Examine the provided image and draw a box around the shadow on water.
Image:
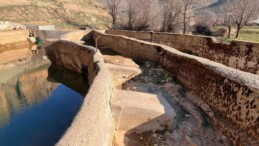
[47,65,89,97]
[0,64,89,146]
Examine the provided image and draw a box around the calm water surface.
[0,46,88,146]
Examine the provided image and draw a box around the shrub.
[192,23,213,36]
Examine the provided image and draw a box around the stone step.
[106,63,141,87]
[111,89,176,133]
[104,55,141,87]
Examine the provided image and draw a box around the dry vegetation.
[0,0,112,30]
[101,0,259,42]
[0,0,258,42]
[100,0,216,32]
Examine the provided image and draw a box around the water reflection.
[47,65,89,97]
[0,46,89,146]
[0,46,32,66]
[0,64,56,126]
[0,45,49,84]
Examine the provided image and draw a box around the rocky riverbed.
[122,60,232,146]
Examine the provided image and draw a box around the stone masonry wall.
[106,30,259,75]
[45,41,114,146]
[93,30,259,145]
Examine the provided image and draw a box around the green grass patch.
[214,26,259,43]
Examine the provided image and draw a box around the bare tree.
[133,0,151,31]
[219,0,234,38]
[180,0,198,34]
[161,0,182,32]
[126,0,136,30]
[231,0,259,38]
[108,0,212,32]
[124,0,159,31]
[101,0,122,25]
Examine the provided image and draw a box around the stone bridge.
[45,30,259,146]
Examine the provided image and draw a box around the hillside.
[0,0,112,30]
[206,0,226,11]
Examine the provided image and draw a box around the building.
[26,25,55,31]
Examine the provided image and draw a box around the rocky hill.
[205,0,226,11]
[0,0,111,30]
[0,0,223,30]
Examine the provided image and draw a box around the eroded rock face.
[0,30,29,47]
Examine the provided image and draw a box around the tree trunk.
[112,16,116,25]
[227,25,231,38]
[183,12,186,34]
[127,16,133,30]
[235,25,241,38]
[183,5,187,35]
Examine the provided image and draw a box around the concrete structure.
[112,89,176,132]
[37,30,71,43]
[46,40,176,146]
[92,30,259,145]
[106,30,259,75]
[46,41,114,146]
[26,25,55,31]
[250,19,259,24]
[36,30,93,45]
[43,29,259,146]
[25,25,67,44]
[103,55,141,87]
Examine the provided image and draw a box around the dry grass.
[0,0,111,30]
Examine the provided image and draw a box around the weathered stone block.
[111,89,176,133]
